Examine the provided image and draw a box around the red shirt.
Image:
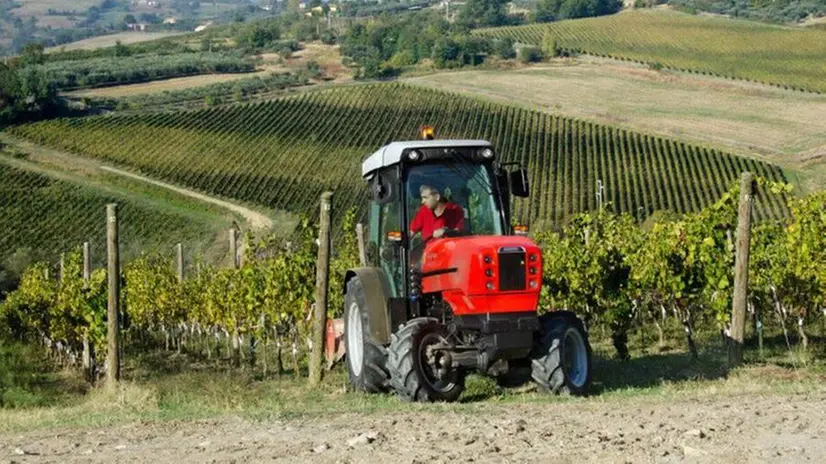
[410,202,464,242]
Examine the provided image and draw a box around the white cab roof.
[361,140,492,177]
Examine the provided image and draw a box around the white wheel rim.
[563,328,588,388]
[347,301,364,377]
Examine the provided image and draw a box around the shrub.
[518,46,544,63]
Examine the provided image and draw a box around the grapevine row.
[7,83,790,232]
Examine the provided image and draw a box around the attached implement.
[343,127,592,401]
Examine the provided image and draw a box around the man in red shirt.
[410,184,465,243]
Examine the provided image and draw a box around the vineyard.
[84,71,314,112]
[0,159,224,266]
[7,83,790,232]
[474,9,826,93]
[28,53,256,90]
[1,187,823,384]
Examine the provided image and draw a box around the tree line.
[339,0,621,78]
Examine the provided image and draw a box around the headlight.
[480,148,494,159]
[407,150,421,161]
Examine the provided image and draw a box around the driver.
[410,184,464,244]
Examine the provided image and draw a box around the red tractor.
[343,130,592,402]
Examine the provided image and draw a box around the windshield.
[406,162,504,245]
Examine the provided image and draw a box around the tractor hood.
[420,236,543,315]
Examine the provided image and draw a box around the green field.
[30,53,255,91]
[6,83,789,229]
[475,9,826,93]
[0,154,227,266]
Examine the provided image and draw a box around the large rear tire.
[387,317,465,402]
[344,276,389,393]
[531,312,592,395]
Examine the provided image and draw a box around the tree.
[534,0,561,22]
[518,45,544,63]
[432,38,462,68]
[457,0,509,28]
[19,42,45,67]
[0,63,61,124]
[532,0,622,21]
[123,14,137,24]
[237,21,282,49]
[492,37,516,59]
[114,40,131,57]
[541,31,559,57]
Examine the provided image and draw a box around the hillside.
[404,58,826,192]
[475,9,826,93]
[0,147,236,266]
[6,83,789,232]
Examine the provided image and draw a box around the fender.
[343,267,392,345]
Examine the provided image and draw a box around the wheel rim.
[418,331,457,393]
[563,327,588,388]
[347,301,363,377]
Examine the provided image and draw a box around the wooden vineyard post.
[229,229,241,367]
[729,172,753,367]
[309,192,333,387]
[176,243,184,283]
[356,223,367,267]
[106,204,121,391]
[229,228,238,269]
[82,242,94,382]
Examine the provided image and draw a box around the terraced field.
[475,9,826,93]
[6,83,789,230]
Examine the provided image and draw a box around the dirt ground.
[2,390,823,463]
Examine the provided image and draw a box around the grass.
[12,0,99,16]
[45,32,187,52]
[0,341,88,410]
[1,327,823,434]
[404,58,826,193]
[475,9,826,94]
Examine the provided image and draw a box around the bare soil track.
[2,391,824,463]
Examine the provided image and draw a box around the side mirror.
[370,174,394,203]
[509,168,529,198]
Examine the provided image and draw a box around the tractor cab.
[343,128,592,402]
[362,138,532,296]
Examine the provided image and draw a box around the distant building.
[194,21,213,32]
[127,23,149,31]
[163,17,177,24]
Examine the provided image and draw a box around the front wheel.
[387,317,465,402]
[531,312,592,395]
[344,276,389,393]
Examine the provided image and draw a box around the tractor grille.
[498,248,526,291]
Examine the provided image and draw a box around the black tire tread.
[531,312,592,395]
[345,277,389,393]
[387,317,464,402]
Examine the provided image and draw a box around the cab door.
[366,167,405,298]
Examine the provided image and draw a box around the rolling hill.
[5,83,789,234]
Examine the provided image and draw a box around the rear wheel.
[387,317,465,402]
[344,276,389,393]
[531,312,592,395]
